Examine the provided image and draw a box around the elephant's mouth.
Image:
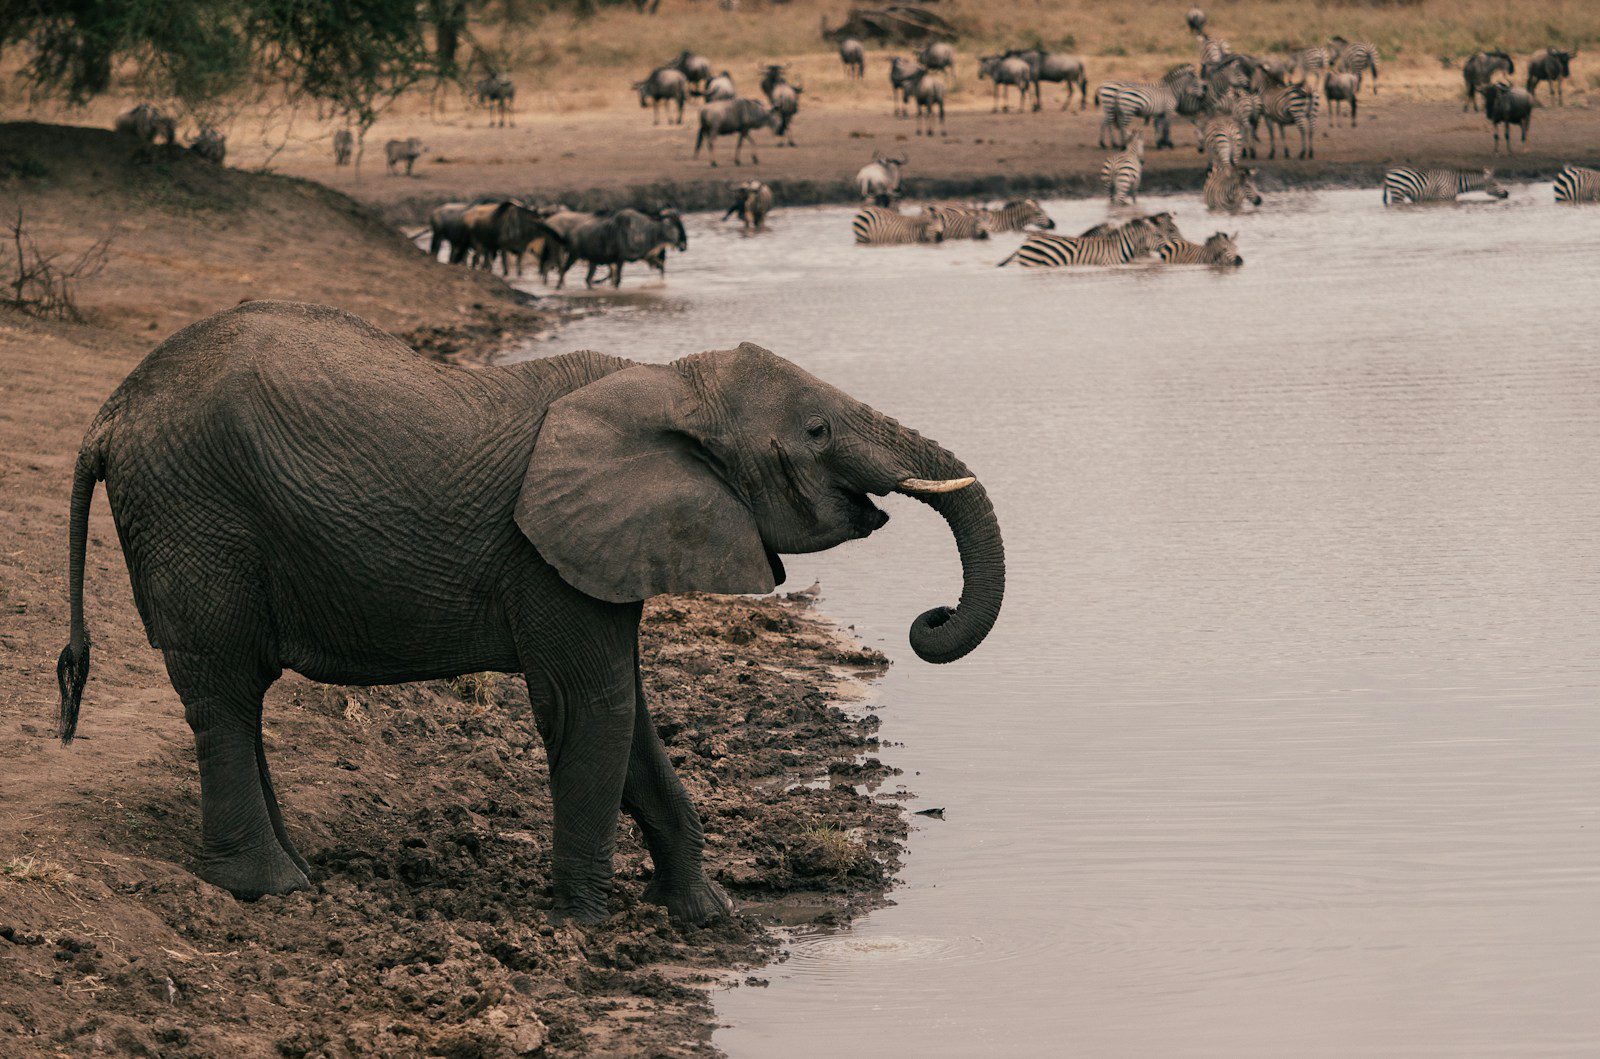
[847,493,890,537]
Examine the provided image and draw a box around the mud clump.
[0,594,905,1056]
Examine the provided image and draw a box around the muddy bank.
[0,122,911,1057]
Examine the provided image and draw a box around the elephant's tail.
[57,445,102,745]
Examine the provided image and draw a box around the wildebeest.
[888,56,921,116]
[476,74,516,127]
[917,42,955,73]
[1186,8,1207,35]
[855,153,907,206]
[385,138,425,176]
[722,180,774,232]
[333,129,354,166]
[536,210,596,282]
[113,104,177,146]
[429,201,475,264]
[556,207,688,289]
[840,37,866,79]
[1009,49,1089,111]
[473,200,558,276]
[189,126,226,164]
[693,98,777,166]
[700,70,736,102]
[978,54,1035,113]
[1526,48,1575,105]
[761,66,802,145]
[636,66,690,124]
[1323,71,1359,126]
[907,69,947,136]
[1481,82,1535,153]
[1462,50,1514,111]
[672,50,713,88]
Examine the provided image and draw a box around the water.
[508,186,1600,1056]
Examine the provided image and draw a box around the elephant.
[55,302,1005,926]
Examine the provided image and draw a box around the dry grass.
[449,671,502,710]
[1,855,75,887]
[787,825,872,877]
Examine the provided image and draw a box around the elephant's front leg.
[623,667,733,925]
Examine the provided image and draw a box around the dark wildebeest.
[536,210,596,283]
[1481,82,1535,153]
[464,200,558,276]
[429,202,475,264]
[636,66,690,124]
[1186,8,1207,35]
[385,138,425,176]
[723,180,774,232]
[557,208,688,289]
[761,66,802,146]
[699,70,736,102]
[1526,48,1575,106]
[672,50,712,88]
[918,41,955,74]
[889,56,921,116]
[693,98,777,166]
[1323,71,1359,127]
[978,54,1034,113]
[840,37,866,79]
[189,126,226,164]
[476,74,516,127]
[907,69,946,136]
[1462,50,1514,111]
[855,154,907,206]
[332,129,354,166]
[1009,49,1089,111]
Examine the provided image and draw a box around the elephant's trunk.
[863,416,1005,664]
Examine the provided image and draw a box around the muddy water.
[509,186,1600,1056]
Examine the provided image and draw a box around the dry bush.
[449,671,502,709]
[3,207,112,322]
[1,855,75,887]
[786,825,872,878]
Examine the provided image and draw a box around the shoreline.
[0,122,913,1056]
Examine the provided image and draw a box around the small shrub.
[786,827,871,878]
[450,671,501,709]
[1,855,74,886]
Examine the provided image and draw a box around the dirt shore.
[0,125,909,1057]
[240,95,1599,221]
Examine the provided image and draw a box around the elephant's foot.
[644,871,734,926]
[547,889,612,928]
[198,842,310,900]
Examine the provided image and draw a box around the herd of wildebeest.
[109,7,1594,282]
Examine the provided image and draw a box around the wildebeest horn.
[899,477,975,494]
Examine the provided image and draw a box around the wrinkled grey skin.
[693,98,777,167]
[557,208,688,289]
[636,66,689,125]
[332,129,354,166]
[56,304,1004,926]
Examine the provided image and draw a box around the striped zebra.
[1096,81,1177,149]
[1554,164,1600,204]
[1289,47,1328,81]
[999,213,1177,268]
[1222,88,1263,158]
[1382,166,1508,204]
[925,199,1054,238]
[1102,133,1144,205]
[1203,163,1262,212]
[1327,36,1379,94]
[1199,33,1231,66]
[923,204,993,240]
[852,205,946,244]
[1261,80,1316,159]
[1200,115,1243,168]
[983,198,1056,232]
[1157,231,1243,266]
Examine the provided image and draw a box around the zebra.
[999,214,1177,268]
[839,37,866,79]
[907,68,946,136]
[929,199,1054,238]
[1221,87,1263,158]
[1261,79,1316,159]
[1327,36,1379,94]
[1199,33,1231,67]
[1527,49,1575,106]
[979,54,1035,113]
[1102,133,1144,206]
[923,204,993,240]
[1203,163,1262,212]
[1482,83,1534,153]
[1462,51,1514,111]
[1323,71,1360,126]
[852,205,946,245]
[1554,164,1600,204]
[1157,231,1243,266]
[1289,47,1329,82]
[1096,81,1176,149]
[1382,166,1508,204]
[1200,115,1243,168]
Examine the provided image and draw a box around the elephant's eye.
[805,416,830,442]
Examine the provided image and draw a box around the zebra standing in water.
[999,214,1178,268]
[1157,231,1243,266]
[1327,36,1379,93]
[1096,81,1177,149]
[1382,166,1508,204]
[1203,164,1262,212]
[1261,76,1317,159]
[927,199,1053,239]
[1102,133,1144,206]
[1554,164,1600,204]
[852,205,946,244]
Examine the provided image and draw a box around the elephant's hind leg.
[623,666,732,925]
[165,650,309,899]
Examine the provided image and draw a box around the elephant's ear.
[516,362,775,604]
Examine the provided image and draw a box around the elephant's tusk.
[898,476,975,494]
